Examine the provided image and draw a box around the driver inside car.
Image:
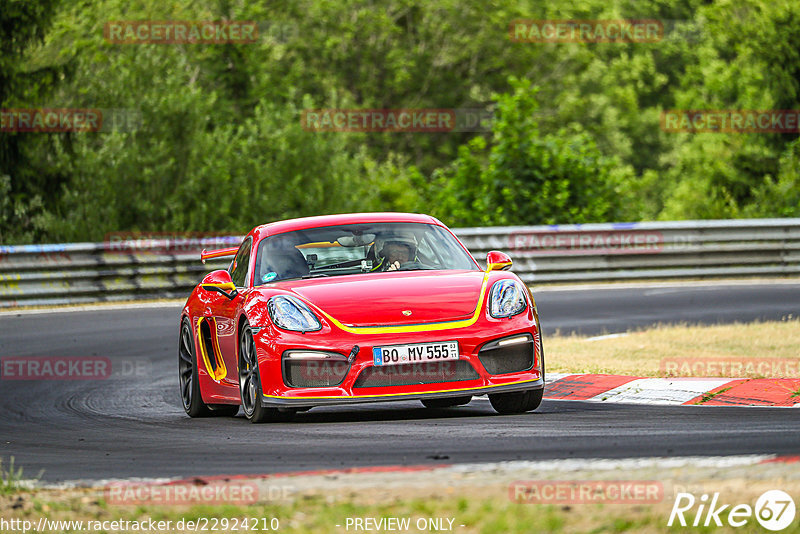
[371,233,418,271]
[259,236,309,282]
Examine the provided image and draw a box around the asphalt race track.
[0,281,798,483]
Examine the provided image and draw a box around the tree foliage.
[431,78,633,226]
[1,0,798,243]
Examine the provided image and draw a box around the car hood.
[267,270,486,327]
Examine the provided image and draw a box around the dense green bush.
[430,78,635,226]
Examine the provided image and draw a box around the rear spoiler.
[200,247,238,264]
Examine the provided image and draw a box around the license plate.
[372,341,459,366]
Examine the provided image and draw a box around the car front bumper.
[260,377,543,407]
[254,320,544,409]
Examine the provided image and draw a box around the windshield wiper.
[301,273,330,279]
[399,265,435,271]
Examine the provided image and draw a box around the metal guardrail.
[1,218,799,308]
[459,218,800,284]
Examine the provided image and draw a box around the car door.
[196,237,250,395]
[214,237,251,387]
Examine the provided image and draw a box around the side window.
[230,238,252,288]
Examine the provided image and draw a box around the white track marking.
[583,333,629,342]
[0,300,184,316]
[589,378,734,405]
[530,278,800,292]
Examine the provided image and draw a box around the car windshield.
[254,222,478,284]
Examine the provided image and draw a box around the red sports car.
[179,212,544,422]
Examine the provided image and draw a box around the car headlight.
[267,296,322,333]
[488,280,528,318]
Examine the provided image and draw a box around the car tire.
[489,333,546,415]
[178,317,218,417]
[421,395,472,409]
[488,388,543,414]
[238,322,294,424]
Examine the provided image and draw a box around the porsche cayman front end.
[180,213,544,423]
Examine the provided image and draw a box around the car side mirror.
[486,251,513,272]
[200,269,238,299]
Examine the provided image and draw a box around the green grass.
[694,386,734,405]
[0,457,26,495]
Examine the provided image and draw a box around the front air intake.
[282,351,350,388]
[477,333,535,375]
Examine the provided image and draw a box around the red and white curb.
[544,373,800,406]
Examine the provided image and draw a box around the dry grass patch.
[545,320,800,377]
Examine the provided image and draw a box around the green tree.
[4,0,800,244]
[432,78,634,226]
[0,0,63,243]
[659,0,800,219]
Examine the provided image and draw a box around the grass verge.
[0,458,27,496]
[4,463,800,534]
[545,319,800,377]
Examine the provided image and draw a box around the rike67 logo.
[669,490,796,531]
